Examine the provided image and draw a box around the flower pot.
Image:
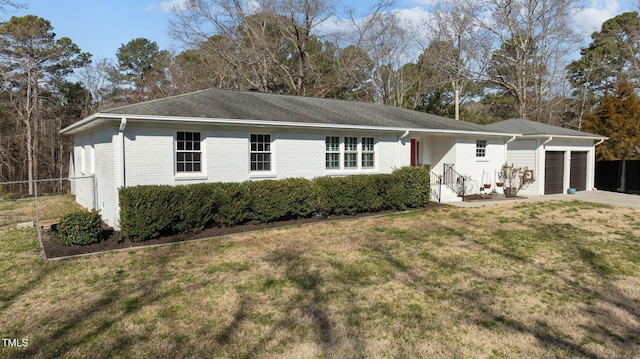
[484,184,491,189]
[504,187,517,198]
[567,188,576,194]
[496,182,503,187]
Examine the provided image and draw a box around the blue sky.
[5,0,638,62]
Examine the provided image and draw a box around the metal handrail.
[443,164,470,199]
[430,171,442,203]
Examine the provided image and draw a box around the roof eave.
[60,113,113,135]
[519,134,608,141]
[61,113,519,137]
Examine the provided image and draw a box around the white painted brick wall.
[454,137,507,194]
[82,122,529,229]
[94,126,119,227]
[274,131,325,179]
[208,129,250,182]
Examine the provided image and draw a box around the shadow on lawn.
[464,223,638,358]
[362,221,639,358]
[6,208,638,357]
[13,253,188,358]
[208,246,369,358]
[240,247,366,358]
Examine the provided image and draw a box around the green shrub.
[56,209,104,246]
[316,174,405,215]
[248,178,317,223]
[119,185,177,242]
[393,166,431,208]
[119,168,431,242]
[211,182,251,227]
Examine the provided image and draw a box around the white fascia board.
[61,113,520,138]
[518,134,608,141]
[60,114,118,134]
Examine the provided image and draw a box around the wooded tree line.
[1,0,639,189]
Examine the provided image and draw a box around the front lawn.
[1,200,639,358]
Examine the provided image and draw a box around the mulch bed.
[463,194,527,201]
[40,202,446,259]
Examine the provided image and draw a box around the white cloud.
[407,0,437,6]
[392,6,434,28]
[146,0,191,12]
[162,0,191,12]
[573,0,621,35]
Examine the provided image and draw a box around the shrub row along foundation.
[116,166,430,242]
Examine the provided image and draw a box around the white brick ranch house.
[61,89,606,229]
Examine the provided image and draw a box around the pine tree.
[584,80,640,160]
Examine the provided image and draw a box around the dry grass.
[0,195,78,230]
[1,199,639,358]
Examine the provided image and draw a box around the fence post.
[34,180,47,260]
[34,181,39,229]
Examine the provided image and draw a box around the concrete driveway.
[451,190,640,208]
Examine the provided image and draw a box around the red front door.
[410,139,416,166]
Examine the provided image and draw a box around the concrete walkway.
[449,190,640,208]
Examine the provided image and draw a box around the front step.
[431,182,463,203]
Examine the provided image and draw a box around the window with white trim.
[250,134,271,171]
[326,136,340,169]
[362,137,375,168]
[344,137,358,168]
[325,136,376,170]
[476,140,487,158]
[176,131,202,172]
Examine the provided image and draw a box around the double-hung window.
[344,137,358,169]
[326,136,340,169]
[250,134,271,171]
[361,137,375,168]
[176,131,202,172]
[325,136,376,170]
[476,140,487,158]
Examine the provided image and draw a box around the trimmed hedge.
[119,167,430,242]
[315,174,405,215]
[247,178,317,223]
[56,209,104,246]
[392,165,431,208]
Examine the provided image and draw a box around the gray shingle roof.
[485,118,606,139]
[100,88,502,133]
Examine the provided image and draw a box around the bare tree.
[0,0,26,14]
[421,0,484,120]
[471,0,580,121]
[77,58,117,112]
[168,0,336,95]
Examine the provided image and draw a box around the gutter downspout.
[119,117,127,188]
[397,130,410,168]
[118,117,127,242]
[399,130,410,140]
[537,136,553,196]
[592,138,606,191]
[504,135,517,163]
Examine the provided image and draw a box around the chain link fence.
[0,176,95,230]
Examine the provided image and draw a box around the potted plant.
[498,163,533,198]
[484,183,491,189]
[495,181,503,187]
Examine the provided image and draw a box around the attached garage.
[486,118,608,197]
[570,151,588,191]
[545,151,565,194]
